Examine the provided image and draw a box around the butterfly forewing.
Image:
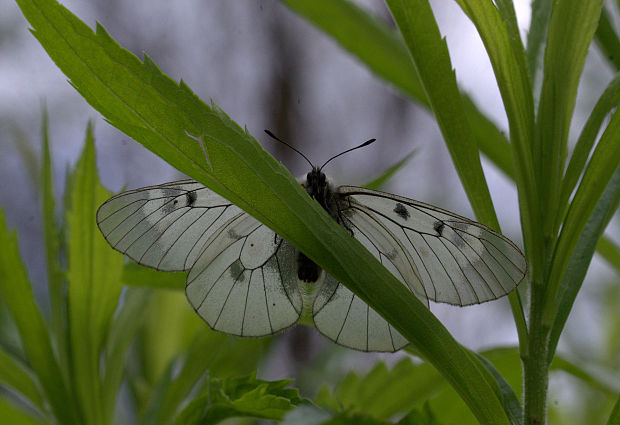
[336,186,527,306]
[96,180,242,271]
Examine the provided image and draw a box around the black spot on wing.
[434,221,444,236]
[393,203,410,220]
[186,190,197,207]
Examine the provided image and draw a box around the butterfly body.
[97,174,526,352]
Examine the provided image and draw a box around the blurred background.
[0,0,618,423]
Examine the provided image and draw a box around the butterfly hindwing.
[186,212,303,337]
[313,274,408,352]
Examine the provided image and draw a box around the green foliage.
[5,0,620,424]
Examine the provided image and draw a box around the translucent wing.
[186,213,303,336]
[337,186,527,306]
[313,274,409,352]
[96,180,243,271]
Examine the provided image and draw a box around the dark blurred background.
[0,0,617,419]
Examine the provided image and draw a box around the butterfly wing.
[311,185,526,352]
[186,213,302,336]
[96,180,243,271]
[337,186,527,305]
[313,273,409,352]
[97,179,302,337]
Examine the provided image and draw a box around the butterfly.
[96,132,527,352]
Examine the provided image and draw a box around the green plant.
[2,0,620,424]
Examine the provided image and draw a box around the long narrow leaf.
[557,74,620,233]
[0,397,48,425]
[384,2,511,423]
[607,396,620,425]
[595,5,620,71]
[547,163,620,361]
[280,0,514,179]
[0,348,45,414]
[525,0,553,81]
[101,288,152,419]
[596,236,620,274]
[66,126,124,425]
[0,211,77,425]
[452,0,534,356]
[544,106,620,323]
[16,4,519,425]
[535,0,603,240]
[363,149,417,190]
[40,109,65,367]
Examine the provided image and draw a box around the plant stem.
[523,283,551,425]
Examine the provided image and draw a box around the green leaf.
[558,74,620,228]
[0,348,45,413]
[386,0,499,230]
[550,355,620,394]
[451,0,534,355]
[172,375,304,425]
[363,149,417,190]
[548,164,620,360]
[607,395,620,425]
[17,4,520,424]
[534,0,603,240]
[40,108,65,366]
[472,351,522,425]
[279,0,514,180]
[398,403,443,425]
[0,210,77,424]
[544,104,620,323]
[596,236,620,274]
[525,0,553,80]
[101,288,152,417]
[122,263,185,291]
[315,358,443,419]
[66,125,124,425]
[595,5,620,71]
[143,319,270,425]
[9,124,40,191]
[0,397,48,425]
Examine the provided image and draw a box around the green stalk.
[523,281,551,425]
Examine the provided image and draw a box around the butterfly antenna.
[264,130,314,168]
[319,138,376,171]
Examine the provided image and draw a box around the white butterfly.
[96,136,526,352]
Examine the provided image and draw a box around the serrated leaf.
[315,357,442,419]
[172,375,305,425]
[145,323,270,425]
[16,4,523,424]
[66,125,124,425]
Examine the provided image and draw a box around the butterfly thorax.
[297,168,341,283]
